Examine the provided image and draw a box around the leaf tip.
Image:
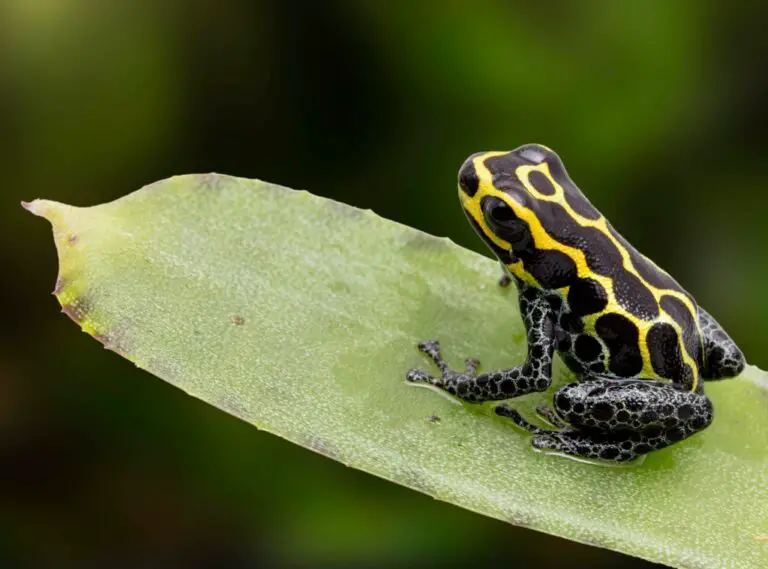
[21,198,76,229]
[21,199,40,215]
[22,198,64,218]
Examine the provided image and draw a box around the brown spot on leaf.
[67,234,78,245]
[427,415,441,424]
[231,315,245,326]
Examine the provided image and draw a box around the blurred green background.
[2,1,766,568]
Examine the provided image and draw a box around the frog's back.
[477,145,705,389]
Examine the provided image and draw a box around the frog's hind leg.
[698,306,746,379]
[495,402,642,462]
[498,378,714,462]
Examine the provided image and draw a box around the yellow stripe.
[516,162,701,389]
[464,152,700,390]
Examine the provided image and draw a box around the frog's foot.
[406,340,485,399]
[407,338,553,403]
[406,340,480,378]
[495,407,644,462]
[529,431,642,463]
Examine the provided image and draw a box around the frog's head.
[458,144,556,262]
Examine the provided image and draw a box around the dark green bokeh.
[2,1,766,568]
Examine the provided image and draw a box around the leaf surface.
[24,174,768,569]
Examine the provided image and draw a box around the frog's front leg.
[406,289,555,403]
[497,378,714,462]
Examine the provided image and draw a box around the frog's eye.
[482,196,518,227]
[488,199,517,224]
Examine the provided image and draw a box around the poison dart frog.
[406,144,745,462]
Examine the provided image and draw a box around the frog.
[406,143,745,462]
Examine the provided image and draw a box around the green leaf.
[24,174,768,569]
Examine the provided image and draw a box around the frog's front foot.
[406,340,482,399]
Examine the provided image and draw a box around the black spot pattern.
[559,312,584,334]
[575,335,603,362]
[535,200,658,320]
[519,248,577,290]
[405,284,556,402]
[527,170,556,196]
[646,323,687,382]
[547,294,563,312]
[611,272,659,321]
[595,313,643,377]
[567,278,608,316]
[660,295,703,373]
[496,378,714,462]
[698,306,746,380]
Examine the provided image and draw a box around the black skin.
[406,277,744,463]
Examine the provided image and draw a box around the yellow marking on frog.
[517,162,697,312]
[515,161,701,388]
[466,153,700,389]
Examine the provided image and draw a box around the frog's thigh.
[539,378,713,461]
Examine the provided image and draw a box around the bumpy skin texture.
[407,144,746,462]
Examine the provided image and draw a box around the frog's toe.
[406,369,447,391]
[405,368,431,383]
[417,339,441,354]
[531,434,559,451]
